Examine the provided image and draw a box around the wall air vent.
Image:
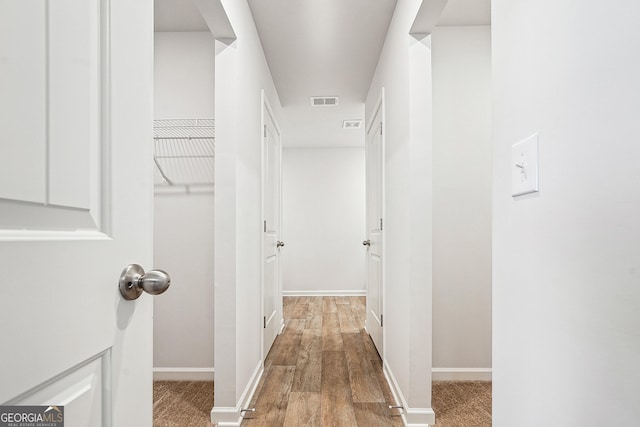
[342,120,363,129]
[310,96,339,106]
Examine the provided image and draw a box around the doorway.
[152,0,216,393]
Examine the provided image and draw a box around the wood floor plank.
[322,296,338,313]
[361,329,380,359]
[290,303,309,319]
[342,332,386,403]
[282,392,321,427]
[243,366,296,427]
[354,402,404,427]
[305,310,323,329]
[335,296,351,305]
[286,318,307,333]
[351,297,366,323]
[291,329,322,392]
[337,303,361,333]
[307,298,323,315]
[283,297,296,319]
[321,351,358,426]
[321,312,344,351]
[270,321,304,366]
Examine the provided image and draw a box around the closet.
[152,31,215,381]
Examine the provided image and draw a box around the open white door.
[365,92,385,356]
[262,92,283,359]
[0,1,155,426]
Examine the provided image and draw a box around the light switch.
[511,134,539,197]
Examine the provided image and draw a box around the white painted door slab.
[0,0,154,426]
[262,94,283,359]
[366,95,385,356]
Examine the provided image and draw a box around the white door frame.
[260,90,284,362]
[365,88,386,359]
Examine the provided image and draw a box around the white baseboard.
[432,368,492,381]
[211,360,263,426]
[283,289,366,297]
[383,360,436,427]
[153,367,214,381]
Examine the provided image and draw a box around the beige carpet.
[153,381,213,427]
[153,380,491,426]
[432,381,492,426]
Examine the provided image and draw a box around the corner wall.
[365,0,434,424]
[213,0,283,423]
[282,147,366,295]
[431,25,492,379]
[493,0,640,425]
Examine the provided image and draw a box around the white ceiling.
[154,0,491,148]
[248,0,397,147]
[438,0,491,26]
[154,0,208,32]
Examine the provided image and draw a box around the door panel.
[0,2,47,203]
[7,353,107,427]
[366,96,384,356]
[262,94,282,358]
[0,0,154,425]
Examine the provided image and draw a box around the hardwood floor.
[241,296,403,427]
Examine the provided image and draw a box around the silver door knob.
[119,264,171,300]
[363,240,371,246]
[277,241,285,248]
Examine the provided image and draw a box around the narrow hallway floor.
[242,296,401,426]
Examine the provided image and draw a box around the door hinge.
[380,122,383,136]
[263,316,266,328]
[264,220,267,232]
[264,124,267,138]
[380,218,383,231]
[380,314,384,327]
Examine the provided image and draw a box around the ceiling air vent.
[310,96,339,107]
[342,120,363,129]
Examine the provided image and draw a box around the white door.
[365,94,385,356]
[0,1,155,426]
[262,93,283,359]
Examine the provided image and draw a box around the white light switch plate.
[511,134,539,197]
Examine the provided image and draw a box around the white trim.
[211,360,263,426]
[282,290,366,297]
[383,360,435,427]
[154,184,215,195]
[0,230,111,242]
[153,367,214,381]
[432,368,492,381]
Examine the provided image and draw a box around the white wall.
[282,148,366,294]
[432,26,492,376]
[154,31,215,118]
[153,193,215,374]
[212,0,283,421]
[365,0,434,424]
[493,0,640,425]
[153,31,215,379]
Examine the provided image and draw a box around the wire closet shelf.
[153,119,215,191]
